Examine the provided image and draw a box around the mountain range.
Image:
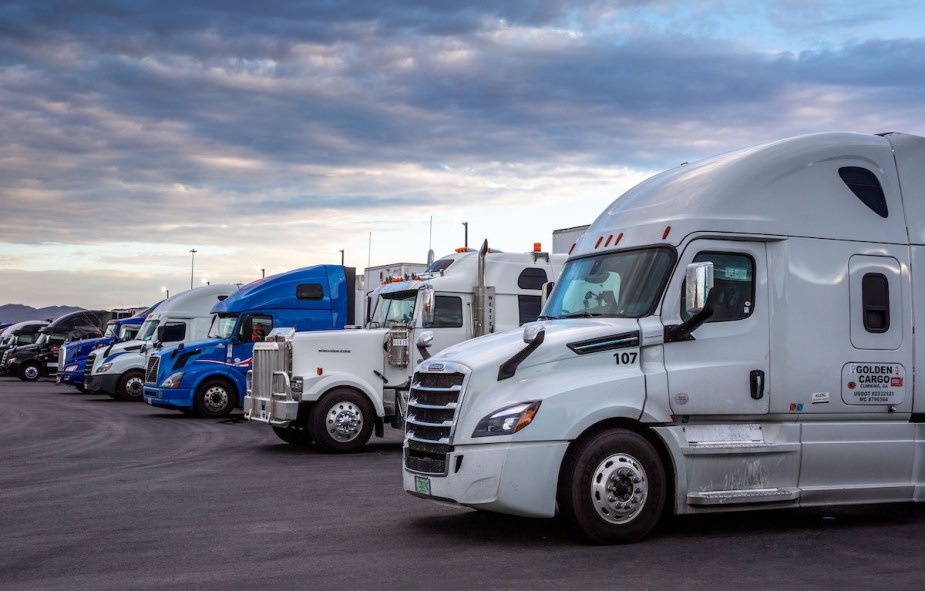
[0,304,85,325]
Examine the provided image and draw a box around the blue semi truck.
[143,264,358,417]
[56,304,159,391]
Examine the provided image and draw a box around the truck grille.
[145,356,160,384]
[404,364,467,476]
[249,340,292,401]
[1,349,10,367]
[84,353,95,381]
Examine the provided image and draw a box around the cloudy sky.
[2,0,924,309]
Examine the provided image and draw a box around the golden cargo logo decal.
[841,363,906,405]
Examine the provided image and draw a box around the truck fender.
[562,404,646,441]
[302,373,385,417]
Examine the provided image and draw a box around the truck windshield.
[104,323,119,338]
[369,290,417,327]
[208,314,239,339]
[137,319,159,341]
[33,333,48,347]
[120,325,140,341]
[543,247,675,319]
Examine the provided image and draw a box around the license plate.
[414,475,431,496]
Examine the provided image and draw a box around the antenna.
[367,232,372,268]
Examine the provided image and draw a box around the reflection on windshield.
[120,326,140,341]
[104,323,119,338]
[369,290,417,327]
[137,320,159,341]
[208,314,239,339]
[543,248,675,319]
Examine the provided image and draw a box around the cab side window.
[242,315,274,342]
[681,252,755,323]
[427,296,463,328]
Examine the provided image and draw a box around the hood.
[427,318,643,375]
[63,337,115,363]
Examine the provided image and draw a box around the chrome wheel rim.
[203,386,229,413]
[591,453,648,524]
[125,376,144,399]
[23,365,39,380]
[325,401,363,442]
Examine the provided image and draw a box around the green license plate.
[414,475,431,495]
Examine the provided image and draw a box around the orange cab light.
[455,247,467,253]
[662,226,672,240]
[533,242,542,252]
[604,234,613,247]
[615,232,623,245]
[568,243,576,254]
[317,368,323,376]
[594,236,603,248]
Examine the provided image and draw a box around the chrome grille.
[249,340,292,401]
[145,356,160,384]
[404,365,467,476]
[84,353,95,381]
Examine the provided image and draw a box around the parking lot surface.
[3,379,925,590]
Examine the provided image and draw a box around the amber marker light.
[515,401,542,432]
[595,236,603,248]
[662,226,672,240]
[317,368,323,376]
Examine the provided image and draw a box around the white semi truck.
[244,243,566,452]
[85,284,237,401]
[403,131,925,543]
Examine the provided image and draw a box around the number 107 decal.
[614,350,638,365]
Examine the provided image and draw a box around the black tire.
[558,429,666,544]
[193,379,236,418]
[310,389,374,453]
[116,370,145,402]
[74,384,86,393]
[19,361,42,382]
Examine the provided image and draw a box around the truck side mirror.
[421,286,435,327]
[685,262,714,316]
[666,262,716,343]
[540,281,555,310]
[416,331,434,360]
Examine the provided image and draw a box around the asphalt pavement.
[3,378,925,590]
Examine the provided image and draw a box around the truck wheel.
[116,370,145,401]
[193,379,235,418]
[559,429,666,544]
[19,361,42,381]
[310,389,374,453]
[75,384,86,393]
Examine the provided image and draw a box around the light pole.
[189,248,197,289]
[161,286,169,299]
[461,221,468,249]
[339,249,345,266]
[256,264,265,278]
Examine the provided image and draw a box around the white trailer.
[402,131,925,543]
[552,225,589,254]
[85,284,237,401]
[244,243,566,452]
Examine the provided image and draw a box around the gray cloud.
[1,0,924,306]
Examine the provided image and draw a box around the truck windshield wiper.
[537,315,556,320]
[560,311,602,318]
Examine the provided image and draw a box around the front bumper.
[85,373,120,395]
[143,386,194,409]
[402,440,569,518]
[57,370,84,386]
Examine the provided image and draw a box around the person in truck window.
[251,323,267,342]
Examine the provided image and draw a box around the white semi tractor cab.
[403,131,925,543]
[244,244,566,452]
[85,284,237,401]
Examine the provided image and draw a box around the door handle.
[750,370,765,400]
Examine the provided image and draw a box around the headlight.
[65,364,79,372]
[161,372,185,389]
[472,401,541,437]
[99,362,113,373]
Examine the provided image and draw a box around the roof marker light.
[605,234,613,247]
[594,236,603,249]
[534,242,542,252]
[568,243,576,254]
[662,226,672,240]
[615,232,623,246]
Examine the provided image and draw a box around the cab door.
[663,240,770,416]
